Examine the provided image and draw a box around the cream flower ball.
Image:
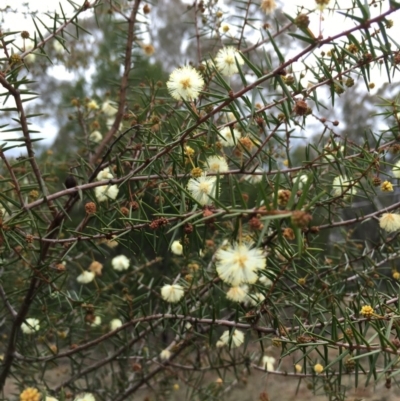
[226,286,248,302]
[112,255,130,271]
[102,101,118,117]
[21,318,40,334]
[171,240,183,255]
[110,318,123,331]
[161,284,184,303]
[262,355,276,371]
[216,242,266,286]
[187,174,217,205]
[218,127,241,147]
[260,0,277,14]
[96,167,113,181]
[379,213,400,232]
[293,174,308,189]
[218,329,244,348]
[206,155,229,174]
[89,131,102,143]
[76,271,95,284]
[244,168,264,184]
[160,349,171,360]
[88,316,102,327]
[215,47,245,77]
[392,161,400,179]
[95,184,119,202]
[87,100,99,110]
[332,175,357,197]
[167,65,204,101]
[73,393,96,401]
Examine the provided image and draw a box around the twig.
[90,0,142,164]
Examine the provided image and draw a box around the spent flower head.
[89,261,103,276]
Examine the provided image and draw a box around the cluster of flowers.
[76,254,130,285]
[94,167,119,202]
[166,46,245,102]
[21,253,130,335]
[21,316,123,336]
[161,241,267,306]
[19,388,95,401]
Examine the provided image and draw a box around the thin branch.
[0,275,17,319]
[90,0,142,164]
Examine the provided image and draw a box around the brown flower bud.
[85,202,96,214]
[249,216,263,231]
[130,201,139,211]
[291,210,312,228]
[295,13,310,29]
[184,223,193,234]
[293,99,308,116]
[120,206,129,216]
[283,227,295,240]
[277,189,291,207]
[372,176,381,186]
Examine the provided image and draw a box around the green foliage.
[1,1,400,401]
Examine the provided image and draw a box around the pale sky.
[1,0,399,153]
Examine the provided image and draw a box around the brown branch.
[20,0,102,59]
[0,277,17,319]
[53,318,162,392]
[0,149,25,208]
[194,0,202,64]
[0,276,40,390]
[0,74,54,218]
[237,0,252,50]
[90,0,142,164]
